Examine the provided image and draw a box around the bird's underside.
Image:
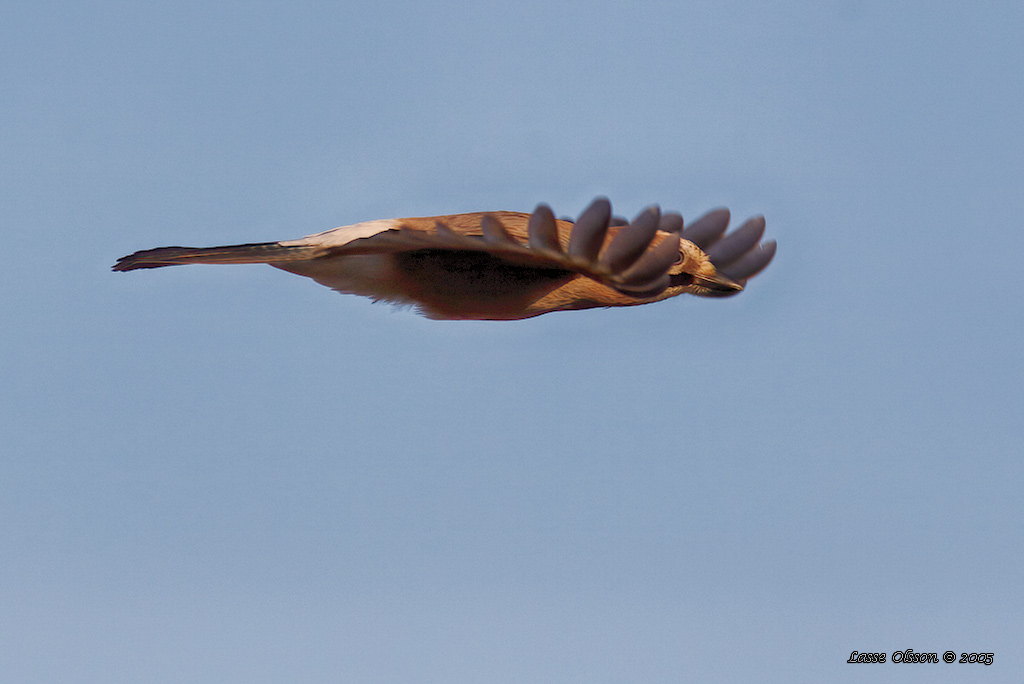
[113,198,776,320]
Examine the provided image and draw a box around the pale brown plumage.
[113,197,776,320]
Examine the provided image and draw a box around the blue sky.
[2,1,1022,682]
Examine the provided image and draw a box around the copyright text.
[847,650,993,665]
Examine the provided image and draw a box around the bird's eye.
[674,253,685,266]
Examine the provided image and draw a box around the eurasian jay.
[113,197,775,320]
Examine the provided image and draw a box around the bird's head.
[667,238,743,295]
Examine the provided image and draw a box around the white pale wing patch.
[279,219,401,248]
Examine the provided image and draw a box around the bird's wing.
[681,208,777,297]
[311,198,684,297]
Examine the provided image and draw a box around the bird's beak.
[696,271,744,293]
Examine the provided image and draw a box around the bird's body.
[114,198,776,320]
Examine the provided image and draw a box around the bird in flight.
[114,197,776,320]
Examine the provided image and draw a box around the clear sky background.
[2,1,1022,682]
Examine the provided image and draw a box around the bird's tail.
[112,242,321,271]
